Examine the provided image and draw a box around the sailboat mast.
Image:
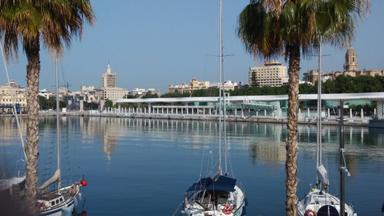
[218,0,224,174]
[316,39,323,170]
[339,100,345,215]
[55,56,61,191]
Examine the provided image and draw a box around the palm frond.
[0,0,95,57]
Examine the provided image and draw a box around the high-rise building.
[249,61,288,87]
[101,64,117,88]
[100,64,128,101]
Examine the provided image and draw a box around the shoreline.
[0,111,370,127]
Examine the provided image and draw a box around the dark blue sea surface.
[1,117,383,215]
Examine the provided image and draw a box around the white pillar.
[264,109,267,116]
[361,128,364,145]
[375,101,384,119]
[361,108,364,119]
[350,108,353,119]
[298,109,301,120]
[307,108,310,118]
[327,108,330,118]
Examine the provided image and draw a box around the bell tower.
[344,48,358,72]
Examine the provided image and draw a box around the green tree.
[83,101,99,110]
[38,96,48,110]
[142,93,160,98]
[161,92,190,98]
[0,0,94,213]
[238,1,368,215]
[104,99,114,109]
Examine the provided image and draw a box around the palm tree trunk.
[286,45,300,216]
[24,36,40,215]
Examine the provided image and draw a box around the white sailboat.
[182,1,246,215]
[37,57,87,216]
[297,42,357,216]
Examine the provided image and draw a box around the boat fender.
[69,185,77,196]
[222,203,233,215]
[304,209,316,216]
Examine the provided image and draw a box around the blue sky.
[1,0,383,93]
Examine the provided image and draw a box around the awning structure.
[187,175,236,193]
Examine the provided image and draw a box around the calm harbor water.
[1,116,384,215]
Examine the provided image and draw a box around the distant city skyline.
[0,0,383,93]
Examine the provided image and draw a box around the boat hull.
[298,189,357,216]
[39,184,83,216]
[184,185,246,216]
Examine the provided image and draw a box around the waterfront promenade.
[4,92,384,126]
[28,108,369,126]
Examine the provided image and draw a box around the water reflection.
[2,117,384,162]
[0,117,26,144]
[1,116,384,215]
[249,141,286,164]
[75,118,384,162]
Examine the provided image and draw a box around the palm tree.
[0,0,94,213]
[238,0,368,215]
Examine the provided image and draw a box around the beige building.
[304,48,384,84]
[104,87,128,101]
[101,64,117,88]
[249,61,288,87]
[80,85,104,103]
[344,48,358,72]
[100,64,128,101]
[0,81,27,113]
[303,70,335,84]
[169,78,210,94]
